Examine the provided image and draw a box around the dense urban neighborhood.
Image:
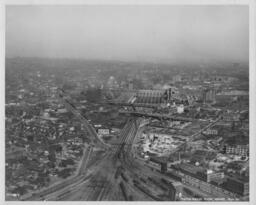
[5,58,249,201]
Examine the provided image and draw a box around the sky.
[6,5,249,63]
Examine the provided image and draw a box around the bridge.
[119,110,196,122]
[105,101,159,111]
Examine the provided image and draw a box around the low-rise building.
[98,128,110,136]
[206,169,224,183]
[203,129,218,135]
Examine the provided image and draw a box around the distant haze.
[6,5,248,63]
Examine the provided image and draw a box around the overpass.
[119,111,196,122]
[105,101,158,111]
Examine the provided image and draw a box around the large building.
[206,169,224,183]
[216,90,249,103]
[134,89,173,105]
[128,79,133,90]
[135,90,166,104]
[224,177,249,196]
[202,87,216,104]
[224,144,249,156]
[172,163,238,198]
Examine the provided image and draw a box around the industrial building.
[134,89,171,105]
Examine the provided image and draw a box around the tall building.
[166,88,172,101]
[161,163,167,173]
[128,79,133,90]
[202,87,216,103]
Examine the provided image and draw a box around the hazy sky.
[6,5,249,62]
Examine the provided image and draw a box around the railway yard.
[6,59,249,201]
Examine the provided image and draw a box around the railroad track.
[22,145,94,200]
